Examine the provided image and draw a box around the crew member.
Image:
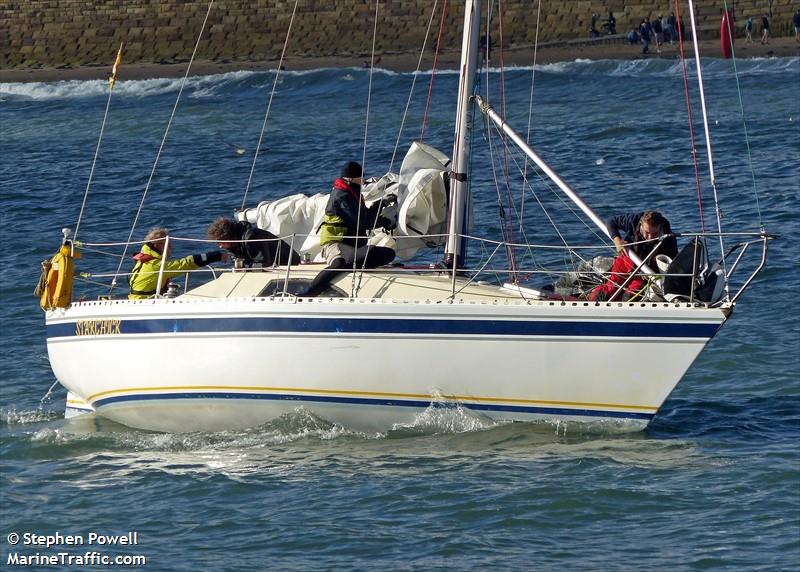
[303,161,395,297]
[208,217,301,268]
[588,210,677,301]
[129,227,226,299]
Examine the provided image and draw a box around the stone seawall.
[2,0,796,69]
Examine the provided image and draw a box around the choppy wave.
[0,70,259,101]
[526,55,800,78]
[0,67,402,101]
[2,56,795,101]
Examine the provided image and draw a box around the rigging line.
[523,0,542,183]
[520,0,542,238]
[481,0,517,278]
[109,0,215,293]
[481,0,491,93]
[721,0,764,231]
[420,0,448,142]
[496,0,518,278]
[497,124,610,274]
[389,0,438,174]
[674,0,706,234]
[351,0,381,297]
[241,0,299,210]
[490,121,592,269]
[500,126,607,247]
[486,131,558,272]
[497,129,575,249]
[686,0,728,288]
[74,43,123,243]
[485,88,515,278]
[479,119,575,282]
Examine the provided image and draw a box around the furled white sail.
[240,142,450,260]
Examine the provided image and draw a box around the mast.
[445,0,482,268]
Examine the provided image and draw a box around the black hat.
[340,161,363,179]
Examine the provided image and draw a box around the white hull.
[46,295,727,433]
[35,0,768,438]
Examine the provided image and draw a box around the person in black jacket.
[207,217,301,268]
[303,160,395,297]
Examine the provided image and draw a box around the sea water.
[1,58,798,570]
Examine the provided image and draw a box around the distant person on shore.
[128,228,226,299]
[588,211,677,302]
[760,14,770,44]
[590,13,600,38]
[479,34,492,63]
[301,161,396,297]
[665,12,676,43]
[604,11,617,35]
[208,217,301,268]
[362,55,382,68]
[627,28,640,45]
[653,16,664,52]
[745,16,754,43]
[793,10,800,42]
[639,18,653,54]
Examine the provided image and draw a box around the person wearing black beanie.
[303,160,396,296]
[340,160,363,179]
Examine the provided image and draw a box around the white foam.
[0,69,258,101]
[2,56,794,101]
[1,407,61,426]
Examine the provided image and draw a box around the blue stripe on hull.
[48,316,720,339]
[93,391,654,421]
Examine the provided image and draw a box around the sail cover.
[240,143,450,260]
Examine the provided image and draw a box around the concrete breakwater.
[2,0,797,69]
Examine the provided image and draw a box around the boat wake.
[3,404,744,481]
[0,406,63,427]
[390,399,499,436]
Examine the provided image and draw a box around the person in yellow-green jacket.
[128,227,227,299]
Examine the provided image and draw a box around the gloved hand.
[194,250,226,266]
[377,215,397,231]
[378,197,399,230]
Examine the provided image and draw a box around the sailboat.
[40,1,771,434]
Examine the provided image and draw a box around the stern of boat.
[65,390,95,419]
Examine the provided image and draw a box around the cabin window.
[257,279,347,298]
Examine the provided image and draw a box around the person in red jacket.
[588,211,677,301]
